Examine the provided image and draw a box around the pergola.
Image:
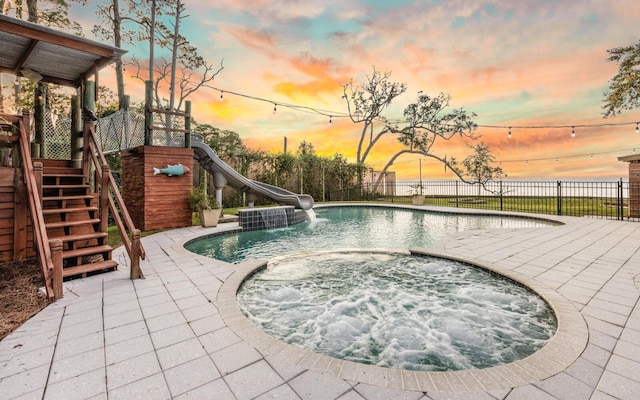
[0,13,126,89]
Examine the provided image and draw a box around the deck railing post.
[100,164,110,234]
[50,239,63,300]
[499,180,503,211]
[33,162,43,198]
[455,181,459,208]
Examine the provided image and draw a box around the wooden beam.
[12,38,38,73]
[0,18,116,58]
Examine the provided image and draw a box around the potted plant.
[409,183,426,205]
[189,187,222,227]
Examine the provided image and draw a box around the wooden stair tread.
[48,232,107,242]
[43,194,94,201]
[63,245,113,259]
[63,260,118,278]
[42,206,99,215]
[43,184,90,189]
[46,218,100,229]
[43,173,85,178]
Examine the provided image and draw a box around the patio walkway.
[1,205,639,399]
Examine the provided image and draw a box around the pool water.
[186,206,555,263]
[238,251,557,371]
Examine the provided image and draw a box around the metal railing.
[329,179,640,221]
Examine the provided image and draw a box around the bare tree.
[342,68,407,165]
[100,0,224,111]
[344,69,481,186]
[462,142,505,198]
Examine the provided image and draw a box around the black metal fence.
[328,179,640,221]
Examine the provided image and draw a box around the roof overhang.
[0,14,127,88]
[618,154,640,163]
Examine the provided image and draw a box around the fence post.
[455,181,459,208]
[499,180,503,211]
[144,80,153,146]
[618,178,623,220]
[184,100,191,148]
[556,181,562,215]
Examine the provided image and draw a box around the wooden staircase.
[38,159,117,278]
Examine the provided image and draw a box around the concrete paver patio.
[1,204,639,399]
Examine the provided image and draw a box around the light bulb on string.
[508,127,512,139]
[571,126,576,138]
[329,116,333,126]
[219,91,224,101]
[525,160,529,165]
[555,157,559,163]
[636,122,639,133]
[590,154,594,159]
[273,104,277,114]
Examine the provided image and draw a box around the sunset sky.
[64,1,640,179]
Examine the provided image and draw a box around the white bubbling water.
[237,252,557,372]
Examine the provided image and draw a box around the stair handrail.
[82,121,146,268]
[15,113,56,299]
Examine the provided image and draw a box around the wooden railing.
[82,121,145,278]
[2,112,57,299]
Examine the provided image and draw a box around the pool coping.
[192,205,590,392]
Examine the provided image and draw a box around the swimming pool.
[185,206,557,263]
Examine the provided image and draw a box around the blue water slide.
[191,139,314,210]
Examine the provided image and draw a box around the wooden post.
[123,95,131,147]
[33,162,43,201]
[70,95,83,169]
[33,84,46,158]
[184,101,191,148]
[144,80,153,146]
[50,239,64,300]
[83,80,96,115]
[130,228,142,279]
[100,164,110,234]
[13,169,27,259]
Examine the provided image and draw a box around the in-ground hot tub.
[237,250,557,372]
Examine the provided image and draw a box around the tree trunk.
[149,0,156,83]
[26,0,36,22]
[112,0,126,108]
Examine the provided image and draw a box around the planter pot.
[199,208,222,227]
[411,195,425,206]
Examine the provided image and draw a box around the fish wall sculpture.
[153,164,191,176]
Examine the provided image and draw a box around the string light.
[508,127,512,139]
[273,104,277,114]
[329,116,333,126]
[220,91,224,101]
[571,126,576,138]
[525,160,528,165]
[195,82,640,135]
[499,146,638,164]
